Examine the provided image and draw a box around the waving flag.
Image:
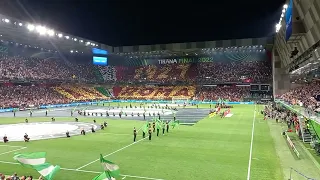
[14,152,60,180]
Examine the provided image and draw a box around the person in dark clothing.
[162,123,165,135]
[25,118,28,123]
[66,131,70,138]
[3,135,8,143]
[51,117,55,122]
[13,111,16,117]
[81,129,86,135]
[93,119,96,123]
[142,130,146,138]
[156,125,160,136]
[166,121,169,133]
[71,111,73,116]
[104,121,107,127]
[133,127,137,142]
[143,112,146,120]
[101,124,105,130]
[148,127,152,140]
[75,118,79,122]
[24,133,30,142]
[45,110,48,116]
[91,126,95,133]
[152,122,156,132]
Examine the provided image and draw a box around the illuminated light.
[76,50,78,53]
[36,26,47,35]
[4,19,10,23]
[70,50,74,53]
[58,33,63,38]
[86,42,90,45]
[282,9,285,13]
[283,4,288,9]
[65,36,70,39]
[74,38,77,41]
[27,24,35,31]
[18,23,23,26]
[47,29,55,36]
[79,40,83,43]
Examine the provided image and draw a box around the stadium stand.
[0,86,69,109]
[196,86,251,102]
[280,81,320,111]
[114,86,196,100]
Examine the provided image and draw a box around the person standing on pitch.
[166,121,169,133]
[142,129,146,138]
[162,122,165,135]
[133,127,137,142]
[152,122,156,132]
[148,127,152,140]
[45,110,48,117]
[156,123,160,136]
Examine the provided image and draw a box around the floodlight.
[282,9,285,13]
[91,43,95,46]
[4,19,10,23]
[58,33,63,38]
[281,13,284,18]
[47,29,55,36]
[283,4,288,9]
[18,23,23,26]
[79,40,83,43]
[36,26,47,35]
[70,50,73,53]
[74,38,77,41]
[86,41,90,45]
[27,24,35,31]
[65,36,70,39]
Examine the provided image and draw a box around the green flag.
[14,152,60,180]
[169,120,180,129]
[92,172,116,180]
[99,154,120,178]
[142,123,148,133]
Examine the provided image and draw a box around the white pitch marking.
[0,147,27,156]
[122,176,127,179]
[0,160,164,180]
[76,137,147,170]
[246,104,256,180]
[0,144,26,148]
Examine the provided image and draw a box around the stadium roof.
[0,13,112,54]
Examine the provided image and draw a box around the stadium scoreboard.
[92,48,108,66]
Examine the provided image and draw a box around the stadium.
[0,0,320,180]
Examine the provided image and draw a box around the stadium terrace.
[1,0,320,179]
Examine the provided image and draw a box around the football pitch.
[0,104,283,180]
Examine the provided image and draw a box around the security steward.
[133,127,137,142]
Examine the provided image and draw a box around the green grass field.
[0,104,284,180]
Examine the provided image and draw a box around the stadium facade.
[273,0,320,95]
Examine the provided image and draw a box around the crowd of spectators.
[280,81,320,111]
[196,86,251,102]
[0,172,43,180]
[0,54,98,82]
[197,60,271,83]
[0,86,70,109]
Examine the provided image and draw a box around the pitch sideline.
[246,104,256,180]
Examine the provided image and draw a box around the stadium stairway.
[303,132,312,143]
[95,87,110,97]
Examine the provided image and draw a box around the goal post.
[171,97,190,104]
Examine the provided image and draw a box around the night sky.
[0,0,286,46]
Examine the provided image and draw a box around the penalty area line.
[0,160,165,180]
[76,137,148,170]
[246,104,256,180]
